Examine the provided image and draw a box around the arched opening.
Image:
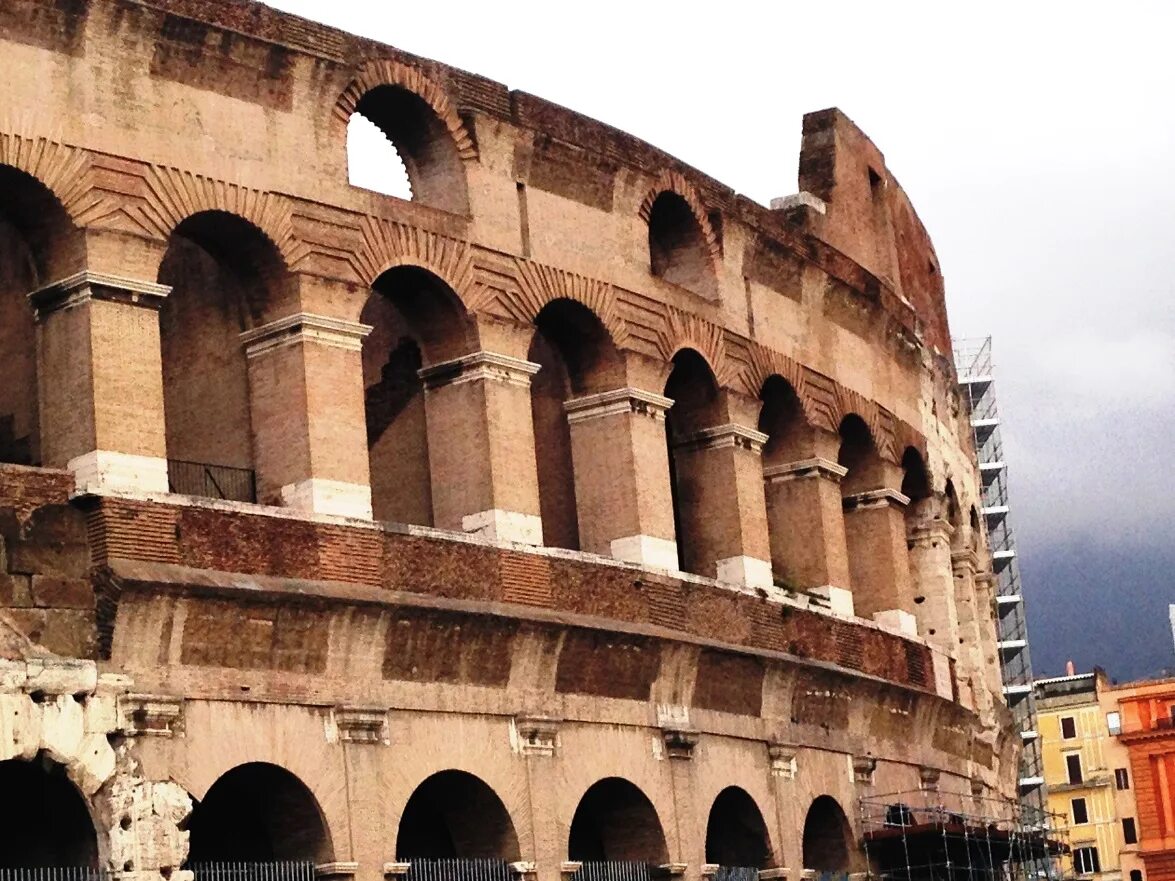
[758,376,810,589]
[647,191,715,298]
[186,762,332,864]
[396,770,520,861]
[837,415,882,496]
[348,86,468,214]
[901,447,931,512]
[0,165,81,467]
[801,795,853,872]
[568,777,668,864]
[158,211,289,502]
[362,266,471,524]
[705,786,773,870]
[664,349,722,575]
[529,299,624,550]
[0,756,99,868]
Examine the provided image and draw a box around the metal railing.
[0,872,110,881]
[404,860,514,881]
[576,863,655,881]
[189,862,315,881]
[168,459,257,502]
[714,868,760,881]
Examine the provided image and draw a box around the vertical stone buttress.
[843,462,917,633]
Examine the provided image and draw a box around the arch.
[801,795,854,872]
[362,265,471,524]
[158,211,291,500]
[0,133,93,232]
[837,414,883,495]
[900,447,931,506]
[530,298,626,550]
[337,60,473,214]
[568,777,669,864]
[186,762,333,863]
[0,756,99,868]
[704,786,773,869]
[395,770,520,860]
[758,375,808,467]
[664,348,722,575]
[637,170,721,268]
[646,191,717,298]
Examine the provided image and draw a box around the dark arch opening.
[837,414,881,495]
[0,165,81,467]
[664,349,721,575]
[396,770,520,860]
[0,756,99,868]
[648,192,715,298]
[529,299,624,550]
[362,266,471,525]
[900,447,931,506]
[705,786,773,869]
[186,762,332,864]
[158,211,289,501]
[758,376,805,467]
[568,777,668,864]
[801,795,853,872]
[350,86,468,214]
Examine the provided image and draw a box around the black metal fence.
[576,863,655,881]
[168,459,257,502]
[404,859,514,881]
[189,862,316,881]
[0,871,110,881]
[714,868,760,881]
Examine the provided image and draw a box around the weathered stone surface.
[31,574,95,609]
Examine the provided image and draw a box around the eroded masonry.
[0,2,1045,880]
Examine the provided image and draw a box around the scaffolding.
[953,338,1046,814]
[860,788,1069,881]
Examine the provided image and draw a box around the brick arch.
[335,58,477,162]
[638,169,721,268]
[355,216,476,301]
[567,775,671,863]
[744,344,824,431]
[395,768,522,860]
[654,307,734,388]
[139,166,299,268]
[496,258,630,349]
[0,131,95,224]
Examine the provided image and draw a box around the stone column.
[30,271,171,494]
[951,550,991,716]
[564,388,677,569]
[974,570,1004,697]
[241,313,374,519]
[763,458,852,604]
[419,351,543,544]
[671,424,773,588]
[842,488,916,633]
[906,517,959,651]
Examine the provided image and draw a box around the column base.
[810,584,855,617]
[68,451,168,495]
[280,478,373,520]
[461,509,543,545]
[873,608,918,636]
[610,534,679,570]
[716,555,774,590]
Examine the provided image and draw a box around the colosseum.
[0,2,1035,880]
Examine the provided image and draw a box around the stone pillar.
[30,271,171,494]
[906,517,959,651]
[843,487,916,633]
[240,313,374,518]
[419,351,543,544]
[763,458,852,599]
[952,550,991,716]
[671,424,773,588]
[974,570,1004,697]
[563,388,677,569]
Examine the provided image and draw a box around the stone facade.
[0,1,1014,878]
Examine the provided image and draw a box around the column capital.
[951,549,980,573]
[240,313,372,358]
[763,457,848,484]
[843,487,911,511]
[908,516,955,546]
[419,350,540,390]
[564,387,674,424]
[673,423,768,453]
[28,271,171,319]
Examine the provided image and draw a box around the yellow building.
[1036,668,1143,881]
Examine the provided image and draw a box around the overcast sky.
[265,0,1175,680]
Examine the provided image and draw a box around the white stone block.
[610,534,679,571]
[716,555,774,589]
[69,450,169,495]
[462,509,543,546]
[811,584,855,618]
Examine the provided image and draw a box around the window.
[1073,847,1101,875]
[1123,817,1138,845]
[1130,870,1143,881]
[1116,767,1131,790]
[1062,716,1078,739]
[1066,752,1084,784]
[1107,711,1122,735]
[1071,798,1089,824]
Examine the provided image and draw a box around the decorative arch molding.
[835,387,900,465]
[655,306,734,387]
[638,169,721,267]
[469,257,629,348]
[139,165,300,266]
[0,131,96,223]
[335,58,478,162]
[355,215,476,297]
